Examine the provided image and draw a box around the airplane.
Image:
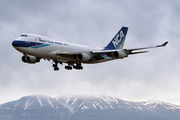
[12,27,168,71]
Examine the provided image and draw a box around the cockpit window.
[21,34,28,37]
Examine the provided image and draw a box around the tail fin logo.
[104,27,128,50]
[112,30,124,48]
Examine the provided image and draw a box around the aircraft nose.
[12,40,22,48]
[12,40,18,47]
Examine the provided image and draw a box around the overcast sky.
[0,0,180,105]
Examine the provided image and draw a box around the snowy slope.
[0,95,180,120]
[56,95,180,112]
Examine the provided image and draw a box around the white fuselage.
[13,33,112,64]
[12,27,167,70]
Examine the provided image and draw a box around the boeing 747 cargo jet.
[12,27,168,71]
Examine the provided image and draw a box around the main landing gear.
[65,63,83,70]
[52,61,59,71]
[52,61,83,71]
[73,63,83,70]
[65,65,72,70]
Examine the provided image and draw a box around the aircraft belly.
[86,57,113,64]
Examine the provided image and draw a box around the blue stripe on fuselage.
[31,44,51,48]
[12,40,50,48]
[12,41,36,47]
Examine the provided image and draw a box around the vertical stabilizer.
[104,27,128,50]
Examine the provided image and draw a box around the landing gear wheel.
[52,64,57,68]
[73,63,83,70]
[54,67,59,71]
[65,66,72,70]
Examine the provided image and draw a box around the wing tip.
[162,41,168,46]
[157,41,168,47]
[161,41,168,47]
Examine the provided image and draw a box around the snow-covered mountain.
[0,95,180,120]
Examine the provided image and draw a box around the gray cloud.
[0,0,180,105]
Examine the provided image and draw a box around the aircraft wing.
[92,41,168,55]
[126,41,168,51]
[49,41,168,61]
[126,41,168,55]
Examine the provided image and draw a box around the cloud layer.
[0,0,180,105]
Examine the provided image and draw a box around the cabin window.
[21,34,28,37]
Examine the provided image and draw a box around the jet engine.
[112,50,127,59]
[77,53,91,62]
[22,55,40,64]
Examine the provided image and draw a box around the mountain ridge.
[0,94,180,120]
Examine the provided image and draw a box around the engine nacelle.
[77,53,91,62]
[112,50,127,59]
[22,56,40,64]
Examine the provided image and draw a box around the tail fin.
[104,27,128,50]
